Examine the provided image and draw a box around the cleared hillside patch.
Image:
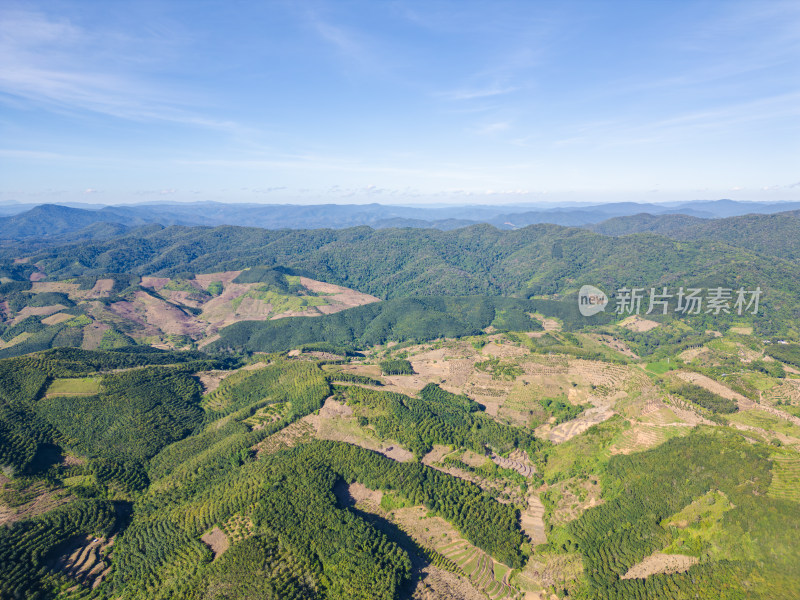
[768,455,800,503]
[45,377,101,398]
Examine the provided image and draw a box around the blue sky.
[1,0,798,205]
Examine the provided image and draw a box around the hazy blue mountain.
[3,199,800,243]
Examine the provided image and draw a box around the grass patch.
[493,561,509,582]
[661,490,735,558]
[230,288,328,314]
[739,372,779,392]
[645,359,676,374]
[707,338,738,353]
[767,454,800,503]
[45,377,101,397]
[726,409,800,439]
[542,416,629,482]
[475,357,524,380]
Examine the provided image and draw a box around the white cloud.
[0,7,236,130]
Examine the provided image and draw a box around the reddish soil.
[194,271,242,289]
[140,276,170,289]
[12,304,67,324]
[84,278,115,299]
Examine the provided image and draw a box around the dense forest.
[209,296,545,353]
[15,223,800,311]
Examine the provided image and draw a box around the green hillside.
[22,224,800,304]
[590,210,800,261]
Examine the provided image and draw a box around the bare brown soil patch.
[675,371,752,409]
[51,534,114,589]
[520,493,547,546]
[334,481,384,509]
[196,370,235,394]
[517,552,583,595]
[105,300,159,334]
[0,300,10,322]
[84,278,114,299]
[201,527,230,559]
[422,445,452,465]
[310,397,405,458]
[299,276,379,308]
[197,333,220,348]
[537,403,615,444]
[135,291,205,337]
[198,282,259,328]
[140,276,170,289]
[0,480,71,526]
[543,478,604,527]
[163,289,206,308]
[336,363,383,378]
[619,315,660,332]
[41,312,74,325]
[194,270,242,288]
[80,322,109,350]
[491,449,535,477]
[412,565,487,600]
[592,334,638,358]
[729,326,753,335]
[392,506,517,599]
[12,304,67,324]
[62,454,87,467]
[481,340,528,359]
[678,347,708,362]
[727,422,800,449]
[532,314,561,331]
[253,419,316,457]
[382,374,431,396]
[621,552,698,579]
[31,281,84,296]
[29,271,46,282]
[334,488,488,600]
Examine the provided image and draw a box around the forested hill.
[21,223,800,306]
[588,210,800,261]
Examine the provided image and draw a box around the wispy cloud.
[175,153,499,185]
[564,91,800,149]
[0,148,79,160]
[0,7,236,129]
[438,86,519,101]
[300,8,379,72]
[475,121,512,135]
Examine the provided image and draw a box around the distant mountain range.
[2,199,800,242]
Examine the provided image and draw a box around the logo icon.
[578,285,608,317]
